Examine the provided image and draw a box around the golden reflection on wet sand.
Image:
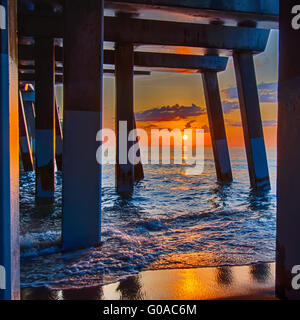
[102,263,275,300]
[21,263,276,300]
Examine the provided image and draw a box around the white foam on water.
[20,147,277,289]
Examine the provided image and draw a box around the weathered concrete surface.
[115,42,135,195]
[19,44,228,71]
[34,37,55,202]
[233,52,270,190]
[276,0,300,300]
[19,91,34,171]
[62,0,103,250]
[202,71,232,182]
[18,15,270,54]
[0,0,20,300]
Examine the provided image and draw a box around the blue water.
[20,147,277,288]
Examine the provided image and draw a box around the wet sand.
[22,263,276,300]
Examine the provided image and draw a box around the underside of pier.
[2,0,296,300]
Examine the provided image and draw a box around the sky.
[102,29,279,147]
[55,30,278,148]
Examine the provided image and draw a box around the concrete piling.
[21,90,36,153]
[133,117,144,182]
[62,0,103,250]
[233,51,270,190]
[0,0,20,300]
[276,0,300,300]
[202,71,232,182]
[18,90,34,172]
[115,42,135,195]
[34,37,55,202]
[55,101,63,171]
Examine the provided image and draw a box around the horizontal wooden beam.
[103,69,151,75]
[103,50,228,71]
[105,0,279,17]
[105,17,270,53]
[19,43,62,60]
[19,68,151,75]
[19,64,63,72]
[19,0,279,17]
[19,45,228,71]
[19,0,63,12]
[19,73,64,83]
[19,14,63,37]
[19,70,150,82]
[18,15,270,53]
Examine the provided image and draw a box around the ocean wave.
[20,147,277,289]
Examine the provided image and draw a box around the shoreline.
[21,262,276,300]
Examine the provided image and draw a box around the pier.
[0,0,298,300]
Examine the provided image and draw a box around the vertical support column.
[115,42,135,194]
[62,0,103,250]
[133,117,144,182]
[19,90,34,171]
[233,52,270,190]
[22,89,36,153]
[0,0,20,300]
[35,37,55,202]
[202,71,232,182]
[276,0,300,300]
[55,101,63,171]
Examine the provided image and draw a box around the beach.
[22,263,276,300]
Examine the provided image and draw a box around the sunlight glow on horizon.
[54,32,278,148]
[183,135,188,141]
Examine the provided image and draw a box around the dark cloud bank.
[135,82,277,127]
[135,104,205,122]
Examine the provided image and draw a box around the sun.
[183,135,188,141]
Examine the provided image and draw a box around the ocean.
[20,146,277,289]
